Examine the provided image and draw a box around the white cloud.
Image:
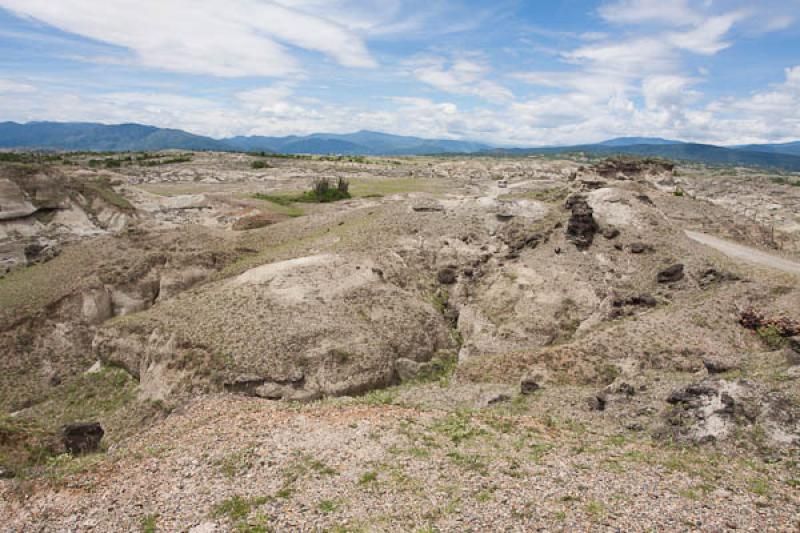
[667,12,746,55]
[0,0,376,77]
[599,0,701,27]
[642,75,700,110]
[0,79,37,93]
[407,55,513,103]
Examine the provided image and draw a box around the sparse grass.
[215,447,256,478]
[348,177,448,197]
[756,325,788,350]
[212,495,268,521]
[584,500,606,521]
[446,450,488,475]
[498,187,568,203]
[250,193,305,217]
[318,499,340,513]
[140,514,158,533]
[430,412,487,443]
[748,477,771,497]
[41,452,106,487]
[358,470,378,484]
[82,178,134,210]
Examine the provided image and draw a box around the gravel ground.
[2,394,798,532]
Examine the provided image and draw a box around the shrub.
[757,325,788,350]
[251,160,269,169]
[298,178,351,203]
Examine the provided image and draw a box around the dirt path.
[685,230,800,276]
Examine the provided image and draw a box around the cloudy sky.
[0,0,798,146]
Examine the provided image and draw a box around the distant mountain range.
[2,121,800,170]
[0,121,224,152]
[225,129,491,155]
[0,122,489,156]
[494,140,800,171]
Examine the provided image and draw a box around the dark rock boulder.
[498,220,544,255]
[520,376,541,395]
[698,268,740,288]
[23,241,60,266]
[659,379,800,445]
[593,156,675,180]
[702,357,739,374]
[565,195,598,250]
[61,423,104,455]
[657,264,684,283]
[666,383,717,407]
[437,267,457,285]
[787,336,800,355]
[586,393,607,411]
[0,465,14,479]
[629,242,653,254]
[485,393,511,406]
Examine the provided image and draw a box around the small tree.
[337,177,349,195]
[312,178,331,196]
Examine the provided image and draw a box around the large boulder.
[663,379,799,445]
[94,253,455,402]
[565,194,598,250]
[657,264,685,283]
[0,177,38,220]
[61,422,104,455]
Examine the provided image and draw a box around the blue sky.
[0,0,799,146]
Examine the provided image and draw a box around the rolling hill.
[222,130,492,155]
[0,121,227,152]
[734,141,800,156]
[489,142,800,171]
[2,121,800,170]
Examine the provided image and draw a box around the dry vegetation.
[1,151,799,531]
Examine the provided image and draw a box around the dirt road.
[685,230,800,276]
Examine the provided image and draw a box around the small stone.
[785,347,800,366]
[788,336,800,354]
[602,227,620,240]
[396,358,425,382]
[657,264,685,283]
[437,267,457,285]
[629,242,653,254]
[520,377,541,395]
[0,465,14,479]
[189,522,218,533]
[484,393,511,406]
[587,393,607,411]
[703,357,738,374]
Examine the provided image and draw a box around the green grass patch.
[498,187,568,203]
[318,499,340,513]
[359,470,378,484]
[212,495,268,521]
[82,178,134,210]
[431,412,487,444]
[140,514,158,533]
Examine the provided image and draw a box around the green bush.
[251,160,269,169]
[297,178,350,203]
[757,325,788,350]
